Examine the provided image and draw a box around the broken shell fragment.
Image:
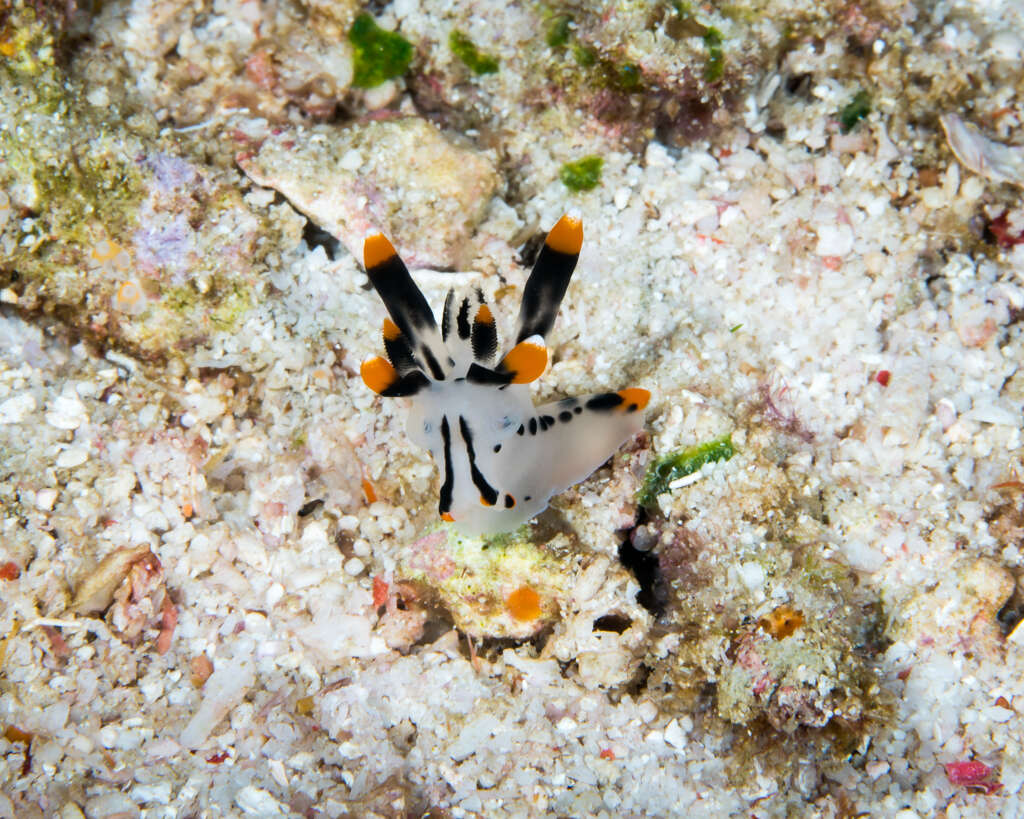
[71,545,154,615]
[940,113,1024,188]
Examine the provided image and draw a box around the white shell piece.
[940,113,1024,188]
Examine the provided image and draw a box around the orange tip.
[360,356,398,394]
[364,233,396,269]
[474,303,493,324]
[617,387,650,411]
[441,512,455,522]
[507,585,542,622]
[546,214,583,255]
[90,239,123,262]
[502,339,547,384]
[382,318,401,341]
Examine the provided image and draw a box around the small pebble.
[56,446,89,468]
[0,393,36,424]
[46,394,88,430]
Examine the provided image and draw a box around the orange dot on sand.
[117,281,141,306]
[507,585,542,621]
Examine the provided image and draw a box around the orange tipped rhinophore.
[360,356,398,395]
[475,303,493,324]
[501,339,548,384]
[364,233,397,269]
[545,214,583,255]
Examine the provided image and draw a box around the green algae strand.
[639,434,735,507]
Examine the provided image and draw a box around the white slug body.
[360,215,650,535]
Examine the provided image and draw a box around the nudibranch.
[359,214,650,535]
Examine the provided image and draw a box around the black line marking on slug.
[459,415,498,506]
[439,416,454,516]
[380,370,430,397]
[586,392,625,411]
[466,363,514,386]
[420,347,446,381]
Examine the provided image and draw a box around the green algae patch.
[559,156,604,192]
[348,13,413,88]
[839,89,871,133]
[611,62,642,92]
[449,30,499,75]
[639,434,735,507]
[702,26,724,82]
[572,44,597,66]
[546,14,573,49]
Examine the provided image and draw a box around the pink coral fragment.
[408,531,455,580]
[944,760,1002,794]
[156,596,178,655]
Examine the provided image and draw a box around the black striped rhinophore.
[471,312,498,364]
[368,247,440,366]
[516,242,579,343]
[383,330,419,376]
[457,297,472,340]
[441,290,455,341]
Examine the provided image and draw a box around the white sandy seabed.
[3,3,1024,819]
